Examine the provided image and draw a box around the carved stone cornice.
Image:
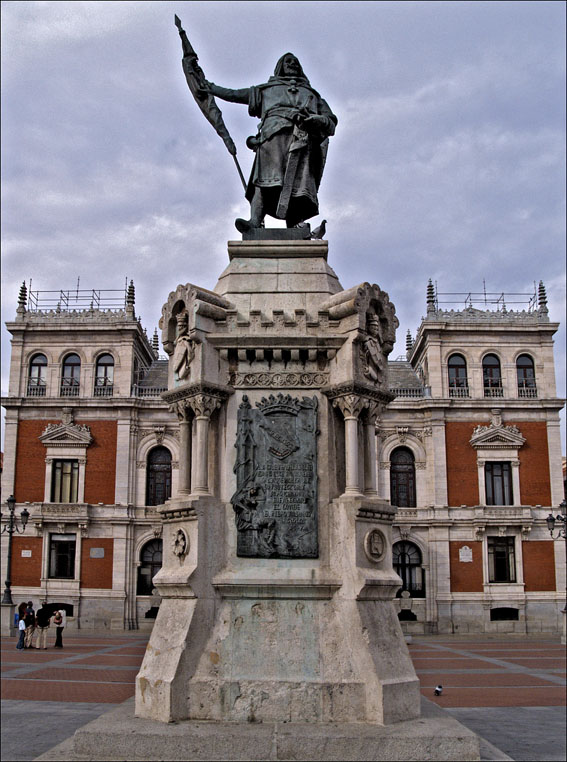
[162,382,233,406]
[229,371,329,389]
[322,381,394,407]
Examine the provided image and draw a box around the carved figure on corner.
[172,311,195,384]
[362,314,387,384]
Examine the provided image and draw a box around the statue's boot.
[235,189,263,233]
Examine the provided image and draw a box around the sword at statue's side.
[174,15,247,192]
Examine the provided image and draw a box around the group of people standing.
[16,601,65,650]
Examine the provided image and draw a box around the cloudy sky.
[1,1,565,446]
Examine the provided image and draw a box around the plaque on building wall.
[89,547,105,558]
[459,545,473,563]
[21,550,32,558]
[231,394,318,558]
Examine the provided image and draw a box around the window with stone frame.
[94,353,114,396]
[393,541,425,597]
[447,353,469,396]
[482,353,503,397]
[28,353,47,396]
[51,459,79,503]
[390,447,416,507]
[137,539,163,595]
[60,353,81,396]
[516,354,537,397]
[485,461,513,506]
[487,536,516,583]
[49,533,76,579]
[146,447,172,506]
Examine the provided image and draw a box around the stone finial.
[152,328,160,356]
[538,280,548,315]
[426,279,436,314]
[17,282,27,314]
[406,329,413,356]
[126,280,136,318]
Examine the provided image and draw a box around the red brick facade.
[14,420,57,503]
[523,541,556,591]
[79,420,117,505]
[449,541,484,592]
[80,538,114,589]
[445,420,552,507]
[445,423,479,507]
[516,422,552,506]
[13,419,117,504]
[11,536,43,587]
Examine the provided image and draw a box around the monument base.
[35,697,481,761]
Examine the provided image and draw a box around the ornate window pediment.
[469,410,525,451]
[40,421,92,448]
[39,409,92,449]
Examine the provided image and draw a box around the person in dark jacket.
[35,602,51,650]
[24,601,35,648]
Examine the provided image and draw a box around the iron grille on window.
[390,447,416,507]
[393,541,425,597]
[137,539,163,595]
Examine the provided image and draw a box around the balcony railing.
[60,379,80,397]
[518,384,537,398]
[27,381,46,397]
[131,385,168,398]
[449,386,470,398]
[390,388,424,398]
[484,385,503,398]
[94,385,114,397]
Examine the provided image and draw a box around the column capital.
[332,394,369,420]
[186,393,222,419]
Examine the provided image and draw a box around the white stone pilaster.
[115,419,131,504]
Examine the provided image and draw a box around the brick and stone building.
[1,277,564,634]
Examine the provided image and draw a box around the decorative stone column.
[363,402,381,496]
[170,401,192,495]
[332,394,369,496]
[186,394,221,495]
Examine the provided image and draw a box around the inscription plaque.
[231,393,318,558]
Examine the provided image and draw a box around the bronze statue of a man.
[204,53,337,233]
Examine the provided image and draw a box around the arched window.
[393,541,425,597]
[146,446,172,506]
[94,353,114,396]
[390,447,416,507]
[60,353,81,397]
[516,354,536,397]
[28,353,47,396]
[137,539,163,595]
[447,354,469,397]
[482,354,502,397]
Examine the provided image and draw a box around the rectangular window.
[49,533,76,579]
[485,462,513,505]
[51,460,79,503]
[487,536,516,583]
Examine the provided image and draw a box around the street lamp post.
[1,495,30,605]
[546,499,567,644]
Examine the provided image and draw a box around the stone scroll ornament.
[231,394,318,558]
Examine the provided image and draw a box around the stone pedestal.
[129,238,479,759]
[1,602,16,637]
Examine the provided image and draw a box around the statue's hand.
[299,114,325,134]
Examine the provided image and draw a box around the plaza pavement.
[1,630,565,761]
